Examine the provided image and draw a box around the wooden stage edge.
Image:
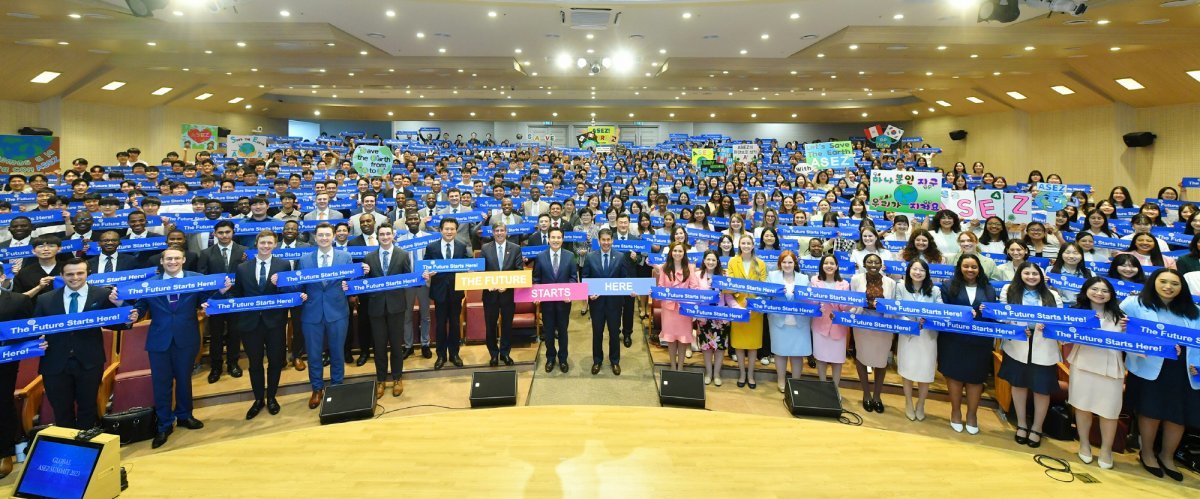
[112,406,1190,498]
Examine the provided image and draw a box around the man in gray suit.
[521,186,549,218]
[480,220,523,367]
[396,210,432,359]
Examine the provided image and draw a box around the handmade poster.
[803,141,854,170]
[1033,183,1068,212]
[868,170,942,215]
[941,189,978,220]
[0,135,60,174]
[731,143,760,163]
[181,124,219,150]
[351,145,394,178]
[228,135,269,159]
[691,148,714,166]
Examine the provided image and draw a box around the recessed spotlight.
[936,100,951,107]
[739,49,748,55]
[1051,85,1075,95]
[937,45,947,51]
[912,110,919,115]
[470,112,476,116]
[1115,77,1144,90]
[925,71,933,76]
[709,113,716,118]
[314,110,321,116]
[326,43,336,47]
[514,48,522,54]
[101,81,125,90]
[848,44,858,50]
[194,93,213,101]
[970,54,979,58]
[279,10,290,17]
[228,97,244,104]
[428,112,435,117]
[360,50,368,55]
[791,113,798,118]
[1110,46,1121,52]
[510,112,517,117]
[790,13,800,20]
[146,41,157,46]
[387,111,394,116]
[245,104,253,109]
[669,113,676,117]
[1006,91,1027,100]
[68,13,81,19]
[438,48,446,53]
[993,71,1002,76]
[1096,19,1110,25]
[682,12,692,19]
[750,113,757,118]
[966,96,984,103]
[488,11,497,18]
[151,87,173,95]
[659,48,667,54]
[1024,46,1035,51]
[586,33,594,40]
[182,68,189,71]
[894,14,904,20]
[861,112,869,117]
[204,50,212,54]
[386,10,396,17]
[628,113,635,118]
[761,34,769,40]
[416,32,425,38]
[319,68,326,73]
[817,53,825,58]
[552,112,558,117]
[30,71,60,84]
[236,41,246,47]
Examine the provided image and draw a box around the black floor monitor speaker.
[17,127,53,136]
[785,378,843,418]
[318,381,377,425]
[470,370,517,408]
[659,370,705,409]
[1123,132,1156,147]
[949,130,968,141]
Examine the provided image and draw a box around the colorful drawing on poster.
[803,141,855,170]
[0,135,60,174]
[731,143,760,163]
[181,124,218,150]
[868,170,942,214]
[577,125,619,148]
[691,148,715,166]
[351,145,395,178]
[228,135,269,159]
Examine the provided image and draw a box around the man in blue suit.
[580,228,631,376]
[123,246,220,449]
[533,227,577,373]
[296,222,354,410]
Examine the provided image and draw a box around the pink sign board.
[514,283,589,303]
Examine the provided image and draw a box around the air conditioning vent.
[562,8,617,30]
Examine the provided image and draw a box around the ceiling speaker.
[949,130,968,141]
[217,127,231,138]
[1122,132,1156,148]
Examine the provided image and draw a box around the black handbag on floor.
[1043,403,1075,441]
[101,407,157,445]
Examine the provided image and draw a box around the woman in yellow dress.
[727,234,768,389]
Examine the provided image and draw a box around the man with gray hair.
[480,218,524,366]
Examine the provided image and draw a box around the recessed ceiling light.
[739,49,748,55]
[1187,70,1200,83]
[1115,77,1144,90]
[204,50,212,54]
[1024,46,1035,51]
[936,100,952,107]
[817,53,825,58]
[861,112,869,117]
[151,87,173,95]
[791,113,798,118]
[236,41,246,47]
[228,97,244,104]
[1097,19,1110,25]
[387,111,394,116]
[182,67,189,71]
[146,41,156,46]
[101,81,125,90]
[790,13,800,20]
[659,48,666,54]
[552,112,558,117]
[970,54,979,58]
[56,41,68,45]
[416,32,425,38]
[314,110,321,116]
[68,13,81,19]
[1110,46,1121,51]
[428,112,435,117]
[1051,85,1075,95]
[682,12,692,19]
[386,10,396,17]
[514,48,522,54]
[709,113,716,118]
[750,113,757,118]
[586,33,594,40]
[319,68,326,73]
[172,10,183,16]
[894,14,905,20]
[510,112,517,117]
[30,71,60,84]
[488,11,497,18]
[928,107,935,112]
[279,10,290,17]
[326,42,336,47]
[245,104,253,109]
[251,68,258,72]
[993,71,1002,76]
[848,44,858,50]
[360,50,368,55]
[1006,91,1027,100]
[925,71,933,76]
[966,96,984,103]
[438,48,446,53]
[669,113,676,117]
[912,110,919,115]
[937,45,947,51]
[761,34,769,40]
[628,113,635,118]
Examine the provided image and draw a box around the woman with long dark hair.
[993,261,1063,449]
[1068,277,1126,470]
[900,229,944,264]
[656,242,699,371]
[810,255,851,389]
[895,260,941,421]
[1107,253,1147,285]
[695,251,732,386]
[1118,233,1176,269]
[938,254,999,434]
[1120,269,1200,481]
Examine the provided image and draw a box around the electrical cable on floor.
[837,410,864,426]
[1033,454,1075,483]
[374,403,470,418]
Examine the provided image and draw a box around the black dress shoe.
[490,357,499,367]
[421,345,432,358]
[451,355,464,368]
[502,356,514,366]
[612,364,621,375]
[1140,455,1164,478]
[591,364,602,375]
[228,366,243,378]
[344,353,355,364]
[207,369,221,384]
[177,418,205,430]
[267,398,281,415]
[245,401,265,420]
[1160,457,1183,482]
[623,336,632,348]
[322,353,331,367]
[434,357,446,370]
[545,361,555,373]
[402,347,414,360]
[151,428,172,449]
[559,361,569,373]
[862,399,871,411]
[355,355,369,367]
[872,399,885,414]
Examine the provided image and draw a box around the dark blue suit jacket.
[133,271,216,353]
[296,248,353,323]
[424,239,470,303]
[223,257,297,332]
[581,249,629,314]
[533,248,578,285]
[36,286,121,375]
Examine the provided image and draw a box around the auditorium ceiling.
[1,0,1199,122]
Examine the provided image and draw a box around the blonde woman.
[727,234,768,389]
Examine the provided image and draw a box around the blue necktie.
[259,260,267,287]
[603,253,609,273]
[69,291,79,314]
[381,250,390,275]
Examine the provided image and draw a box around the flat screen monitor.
[14,435,104,499]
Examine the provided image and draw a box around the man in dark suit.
[146,229,198,273]
[297,222,354,409]
[480,220,522,367]
[581,228,631,375]
[123,246,216,449]
[217,230,294,420]
[359,223,410,398]
[196,220,247,383]
[0,286,33,476]
[12,235,62,302]
[421,217,469,370]
[345,213,378,367]
[612,213,640,347]
[524,214,552,247]
[532,227,577,373]
[277,220,312,370]
[87,230,138,274]
[547,201,573,232]
[35,258,132,429]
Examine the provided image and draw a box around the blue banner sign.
[832,312,920,335]
[205,293,303,315]
[346,273,426,295]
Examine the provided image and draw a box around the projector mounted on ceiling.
[978,0,1088,23]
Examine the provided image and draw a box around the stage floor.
[54,406,1200,497]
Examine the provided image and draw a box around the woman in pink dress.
[809,255,852,389]
[657,242,699,371]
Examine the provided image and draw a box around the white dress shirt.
[63,284,89,312]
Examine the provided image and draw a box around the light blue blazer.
[1119,295,1200,389]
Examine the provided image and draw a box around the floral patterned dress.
[695,271,731,351]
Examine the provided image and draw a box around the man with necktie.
[35,258,134,429]
[346,213,379,367]
[612,214,640,348]
[398,210,433,359]
[216,231,294,420]
[277,220,312,370]
[422,217,469,370]
[296,223,354,409]
[533,227,577,373]
[0,283,33,476]
[581,228,632,375]
[481,220,522,367]
[196,220,247,383]
[120,246,219,449]
[87,231,137,275]
[359,223,411,398]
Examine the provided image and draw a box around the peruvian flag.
[864,125,883,139]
